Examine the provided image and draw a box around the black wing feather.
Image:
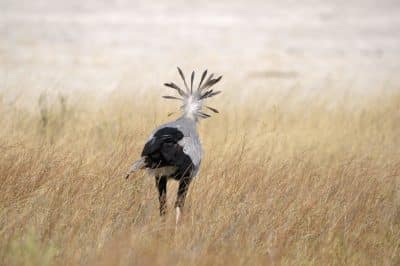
[141,127,194,179]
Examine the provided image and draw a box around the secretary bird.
[125,67,222,224]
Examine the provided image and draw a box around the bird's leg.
[175,177,192,225]
[155,176,167,216]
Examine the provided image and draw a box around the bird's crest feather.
[163,67,222,120]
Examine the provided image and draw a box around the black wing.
[142,127,194,178]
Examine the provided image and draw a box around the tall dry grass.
[0,89,399,266]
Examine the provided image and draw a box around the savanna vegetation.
[0,88,399,265]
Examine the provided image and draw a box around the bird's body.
[126,68,222,224]
[143,116,202,180]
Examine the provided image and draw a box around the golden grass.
[0,89,399,266]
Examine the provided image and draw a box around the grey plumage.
[126,67,222,224]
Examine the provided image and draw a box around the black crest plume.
[162,67,223,119]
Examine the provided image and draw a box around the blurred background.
[1,0,399,105]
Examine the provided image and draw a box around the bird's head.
[163,67,222,122]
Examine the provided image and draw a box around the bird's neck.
[178,115,198,125]
[183,112,199,122]
[182,95,201,122]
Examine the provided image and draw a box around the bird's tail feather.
[125,157,146,179]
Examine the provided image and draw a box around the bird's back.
[142,117,202,179]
